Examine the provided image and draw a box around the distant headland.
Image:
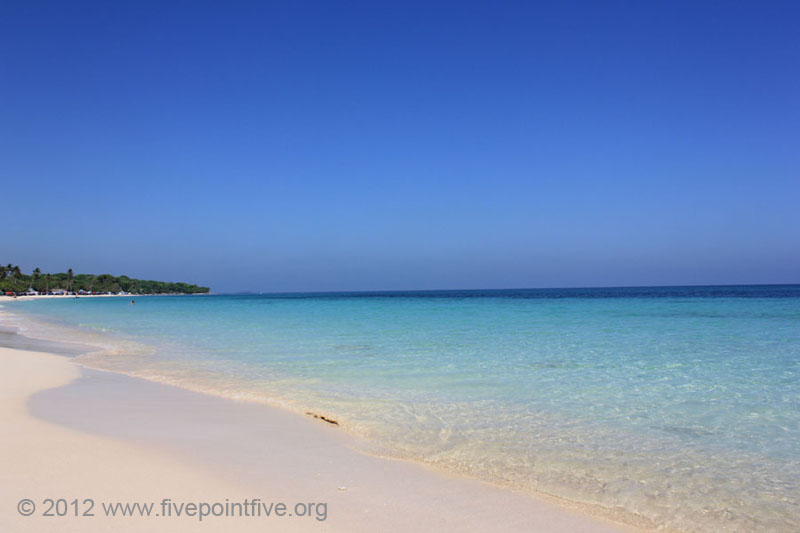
[1,264,210,296]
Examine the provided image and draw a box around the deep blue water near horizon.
[222,283,800,299]
[3,285,800,531]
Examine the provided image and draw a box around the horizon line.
[214,282,800,296]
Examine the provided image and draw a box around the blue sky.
[1,1,798,292]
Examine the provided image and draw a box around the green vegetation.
[0,264,210,294]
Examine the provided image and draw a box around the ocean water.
[3,286,800,531]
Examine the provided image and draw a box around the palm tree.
[12,266,23,290]
[0,264,8,291]
[32,267,41,291]
[67,268,74,292]
[45,273,52,294]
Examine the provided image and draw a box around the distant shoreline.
[2,294,131,300]
[0,293,206,302]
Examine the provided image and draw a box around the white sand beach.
[0,343,635,532]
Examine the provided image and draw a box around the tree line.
[0,264,210,294]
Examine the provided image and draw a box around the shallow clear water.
[3,286,800,531]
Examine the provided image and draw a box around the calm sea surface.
[3,286,799,531]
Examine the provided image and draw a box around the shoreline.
[1,293,197,301]
[0,315,636,532]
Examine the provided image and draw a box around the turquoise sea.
[3,286,799,531]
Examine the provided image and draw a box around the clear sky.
[1,1,798,293]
